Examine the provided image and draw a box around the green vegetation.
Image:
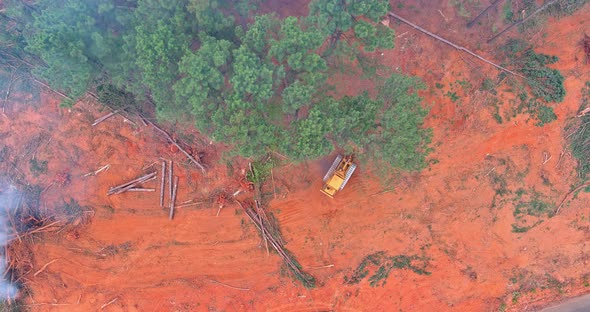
[2,0,430,171]
[345,251,430,287]
[545,0,590,17]
[499,39,563,126]
[502,39,565,103]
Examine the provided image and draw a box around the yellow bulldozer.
[320,154,356,198]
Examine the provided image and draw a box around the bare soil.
[2,1,590,312]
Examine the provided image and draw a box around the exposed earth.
[2,1,590,312]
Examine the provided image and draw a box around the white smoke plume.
[0,183,20,300]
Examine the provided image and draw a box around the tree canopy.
[3,0,432,171]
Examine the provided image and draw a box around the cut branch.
[487,0,558,43]
[467,0,503,28]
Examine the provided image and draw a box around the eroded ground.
[2,1,590,312]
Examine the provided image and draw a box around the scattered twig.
[145,119,206,172]
[33,259,58,277]
[100,297,118,310]
[160,161,166,207]
[169,176,178,220]
[126,188,155,192]
[83,164,110,177]
[487,0,558,43]
[554,182,590,215]
[542,152,552,165]
[206,279,250,291]
[92,110,120,126]
[388,11,523,78]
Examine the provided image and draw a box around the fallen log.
[108,172,156,195]
[387,11,523,78]
[127,188,155,192]
[160,161,166,207]
[169,176,179,220]
[92,110,119,126]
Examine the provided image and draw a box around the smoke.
[0,182,20,300]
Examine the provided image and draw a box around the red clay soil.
[2,2,590,312]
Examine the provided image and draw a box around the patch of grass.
[29,158,48,176]
[61,198,90,224]
[345,251,430,287]
[435,82,444,89]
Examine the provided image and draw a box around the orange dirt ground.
[2,1,590,312]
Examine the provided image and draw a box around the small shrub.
[29,158,48,176]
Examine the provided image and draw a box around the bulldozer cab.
[321,154,356,198]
